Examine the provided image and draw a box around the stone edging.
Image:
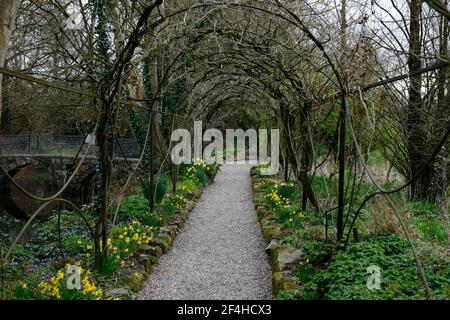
[103,182,211,300]
[250,167,303,298]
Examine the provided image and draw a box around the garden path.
[137,164,272,300]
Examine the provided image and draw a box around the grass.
[407,199,449,245]
[413,216,448,244]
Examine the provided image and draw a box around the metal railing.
[0,135,140,159]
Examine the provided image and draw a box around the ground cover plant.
[253,162,450,300]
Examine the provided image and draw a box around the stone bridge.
[0,135,141,220]
[0,153,140,182]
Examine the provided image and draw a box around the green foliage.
[312,175,333,199]
[303,240,331,264]
[121,195,150,218]
[321,111,339,136]
[407,200,439,216]
[97,220,154,276]
[181,161,215,186]
[163,193,188,214]
[140,175,169,208]
[276,290,298,300]
[120,195,162,227]
[38,265,102,300]
[161,77,186,139]
[299,233,450,300]
[6,262,103,300]
[205,163,221,181]
[315,143,327,158]
[1,209,96,266]
[155,177,169,204]
[413,216,448,244]
[298,263,315,284]
[277,183,297,200]
[12,282,36,300]
[254,162,277,178]
[97,251,120,277]
[176,179,199,199]
[407,200,447,244]
[194,166,207,186]
[368,150,385,167]
[62,235,90,256]
[1,153,217,300]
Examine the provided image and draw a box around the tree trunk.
[430,3,450,201]
[0,0,20,130]
[407,0,427,200]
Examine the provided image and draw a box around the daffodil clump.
[176,179,199,199]
[36,262,102,300]
[78,220,155,276]
[194,159,220,172]
[265,184,292,210]
[183,159,219,186]
[185,164,206,185]
[163,193,188,213]
[287,209,306,228]
[96,220,154,274]
[113,220,154,254]
[263,180,306,228]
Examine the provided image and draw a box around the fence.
[0,135,141,159]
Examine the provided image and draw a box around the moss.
[148,234,172,253]
[261,224,282,242]
[140,245,163,258]
[119,270,147,292]
[137,254,154,272]
[256,206,270,219]
[261,214,277,226]
[272,271,301,295]
[160,225,179,238]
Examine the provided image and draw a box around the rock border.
[250,167,304,299]
[103,181,213,300]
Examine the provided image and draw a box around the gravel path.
[137,164,272,300]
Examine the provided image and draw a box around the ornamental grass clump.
[140,175,169,208]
